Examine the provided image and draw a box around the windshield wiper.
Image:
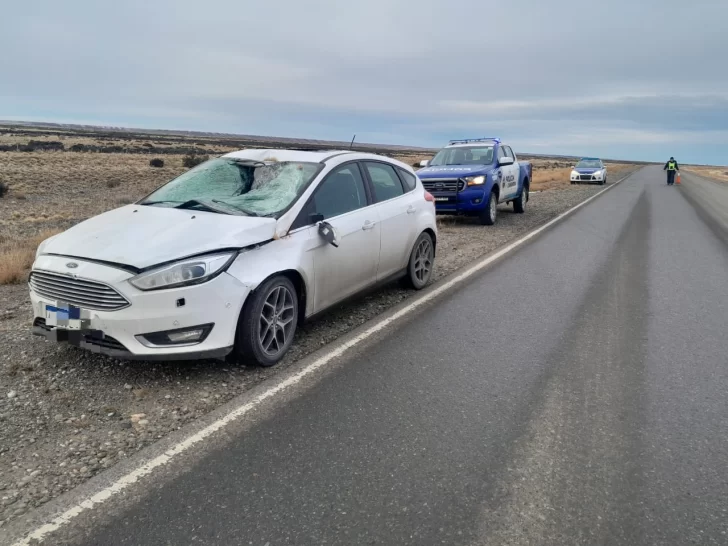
[175,199,232,215]
[141,200,181,206]
[211,200,264,217]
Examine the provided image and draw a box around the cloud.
[1,0,727,163]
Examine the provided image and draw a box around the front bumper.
[29,255,249,360]
[571,172,605,183]
[430,188,489,214]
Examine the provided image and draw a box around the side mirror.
[498,156,514,166]
[419,160,429,168]
[317,221,339,248]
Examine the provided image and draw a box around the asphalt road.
[48,167,728,545]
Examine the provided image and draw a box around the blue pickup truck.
[416,138,532,225]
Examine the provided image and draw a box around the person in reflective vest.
[663,157,679,185]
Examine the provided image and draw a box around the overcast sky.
[1,0,727,164]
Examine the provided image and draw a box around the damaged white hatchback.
[29,149,438,366]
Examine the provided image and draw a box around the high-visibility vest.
[668,161,677,170]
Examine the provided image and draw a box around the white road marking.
[13,175,629,546]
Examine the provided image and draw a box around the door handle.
[362,221,376,231]
[407,205,416,214]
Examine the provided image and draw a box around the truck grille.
[29,271,130,311]
[421,178,465,192]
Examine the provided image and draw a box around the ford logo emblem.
[66,262,79,269]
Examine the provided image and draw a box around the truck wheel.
[236,275,298,367]
[479,190,498,226]
[513,185,528,213]
[404,232,434,290]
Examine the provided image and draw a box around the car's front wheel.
[404,232,435,290]
[479,190,498,225]
[237,275,298,367]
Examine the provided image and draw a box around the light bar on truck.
[448,137,501,145]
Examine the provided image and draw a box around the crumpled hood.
[42,205,278,269]
[417,165,493,179]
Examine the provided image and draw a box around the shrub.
[183,153,209,168]
[143,142,154,148]
[0,182,8,198]
[27,140,64,151]
[106,180,121,189]
[149,158,165,168]
[70,143,86,152]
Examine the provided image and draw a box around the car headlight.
[464,175,486,186]
[129,252,236,291]
[571,170,579,178]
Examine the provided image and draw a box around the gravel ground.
[0,181,626,527]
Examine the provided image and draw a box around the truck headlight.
[464,175,486,186]
[129,252,236,291]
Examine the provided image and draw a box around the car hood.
[574,168,603,174]
[42,205,278,269]
[417,165,492,178]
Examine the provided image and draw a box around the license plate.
[435,197,450,202]
[44,303,87,330]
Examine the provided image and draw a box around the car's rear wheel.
[404,232,434,290]
[513,184,528,213]
[479,190,498,225]
[237,275,298,367]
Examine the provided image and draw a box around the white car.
[570,157,607,185]
[30,149,438,366]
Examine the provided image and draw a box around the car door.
[495,146,509,201]
[502,146,520,199]
[305,162,381,313]
[361,161,418,281]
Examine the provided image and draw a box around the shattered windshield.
[429,146,494,166]
[140,158,321,216]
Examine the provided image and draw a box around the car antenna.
[349,134,356,150]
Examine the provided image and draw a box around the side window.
[504,146,515,159]
[396,168,417,192]
[497,147,507,160]
[364,162,405,202]
[312,164,368,220]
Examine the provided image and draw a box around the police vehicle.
[416,138,532,225]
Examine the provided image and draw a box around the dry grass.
[0,229,62,285]
[684,166,728,183]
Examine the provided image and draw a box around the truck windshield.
[429,146,494,166]
[576,159,602,168]
[140,158,321,217]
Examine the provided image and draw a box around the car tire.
[236,275,298,367]
[479,190,498,226]
[513,184,528,214]
[404,232,435,290]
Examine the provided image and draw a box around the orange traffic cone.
[676,172,681,185]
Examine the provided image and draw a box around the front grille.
[29,271,130,311]
[422,178,465,192]
[579,174,594,181]
[33,317,128,351]
[83,334,127,351]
